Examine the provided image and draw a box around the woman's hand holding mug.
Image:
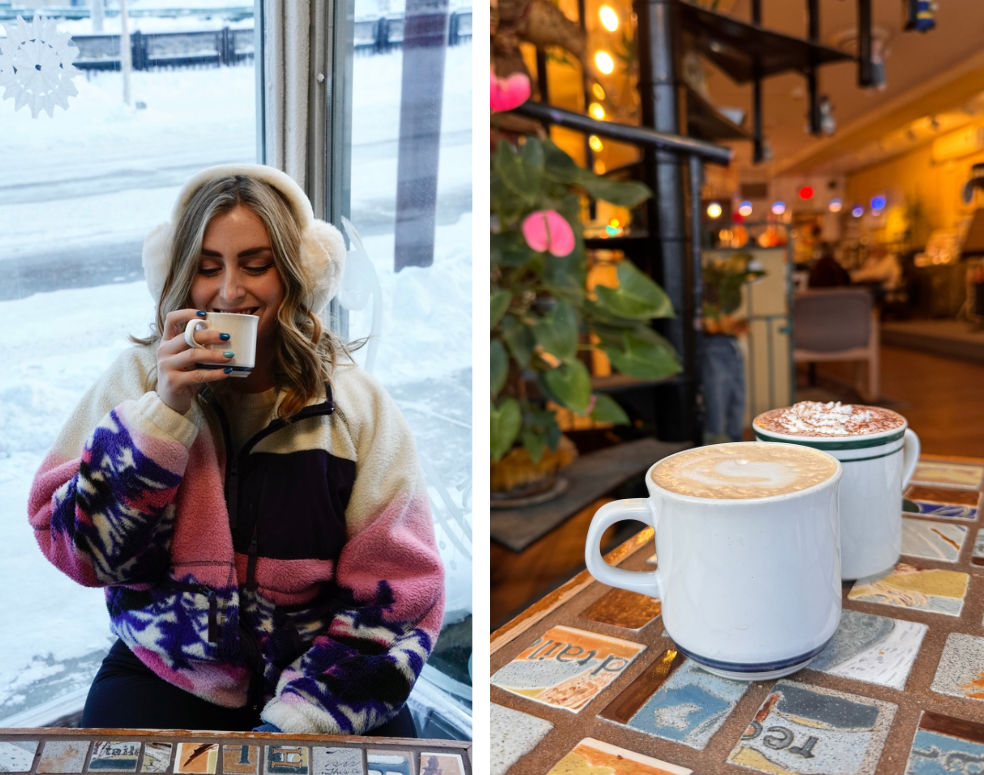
[156,309,235,415]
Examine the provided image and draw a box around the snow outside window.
[0,7,258,723]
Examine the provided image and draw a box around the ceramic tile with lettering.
[972,529,984,569]
[580,587,661,630]
[599,649,748,750]
[491,625,646,712]
[902,518,968,562]
[546,739,691,775]
[490,703,553,775]
[38,741,88,774]
[905,486,980,507]
[930,633,984,702]
[174,745,218,775]
[904,498,979,521]
[728,681,896,775]
[904,711,984,774]
[808,610,927,690]
[418,753,464,775]
[310,748,363,775]
[139,744,172,774]
[89,743,141,773]
[222,746,259,775]
[264,747,309,775]
[0,742,39,773]
[848,563,970,617]
[911,461,984,489]
[366,751,413,775]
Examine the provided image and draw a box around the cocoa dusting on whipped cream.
[754,401,904,437]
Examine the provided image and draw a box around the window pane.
[334,1,473,737]
[0,10,257,722]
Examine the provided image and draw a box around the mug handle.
[184,319,208,350]
[584,497,662,599]
[901,428,921,489]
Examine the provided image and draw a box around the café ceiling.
[704,0,984,178]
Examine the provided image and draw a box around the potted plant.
[700,251,765,443]
[490,135,682,501]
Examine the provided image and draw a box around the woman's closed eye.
[197,263,274,277]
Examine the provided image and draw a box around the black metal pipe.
[511,101,733,165]
[807,0,820,134]
[858,0,873,87]
[688,154,705,447]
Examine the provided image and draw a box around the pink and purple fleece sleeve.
[261,369,445,735]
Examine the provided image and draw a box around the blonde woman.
[28,165,444,736]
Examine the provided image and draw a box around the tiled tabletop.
[0,729,470,775]
[490,454,984,775]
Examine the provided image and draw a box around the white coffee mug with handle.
[184,312,258,378]
[585,442,843,681]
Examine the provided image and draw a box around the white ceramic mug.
[753,419,920,580]
[184,312,258,378]
[584,443,843,681]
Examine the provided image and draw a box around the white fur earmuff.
[141,164,346,314]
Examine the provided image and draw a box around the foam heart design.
[490,69,531,112]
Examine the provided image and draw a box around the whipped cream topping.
[755,401,903,437]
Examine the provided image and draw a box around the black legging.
[83,640,417,737]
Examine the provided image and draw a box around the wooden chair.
[793,288,880,402]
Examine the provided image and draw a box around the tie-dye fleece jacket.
[28,344,445,734]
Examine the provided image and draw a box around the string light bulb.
[707,203,723,219]
[594,51,615,75]
[592,83,605,100]
[589,102,606,120]
[599,5,619,30]
[589,135,603,152]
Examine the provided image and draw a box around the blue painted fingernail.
[219,333,231,341]
[223,367,233,374]
[197,310,207,317]
[223,351,235,358]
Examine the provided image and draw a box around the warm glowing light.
[871,195,887,211]
[828,198,842,213]
[738,200,753,217]
[592,83,606,100]
[594,160,606,174]
[594,51,615,75]
[589,134,603,152]
[707,203,723,219]
[589,102,606,119]
[852,205,864,218]
[799,186,814,200]
[600,5,619,30]
[609,218,621,227]
[772,201,786,215]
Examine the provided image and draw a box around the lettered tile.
[0,742,39,773]
[599,649,748,750]
[490,703,553,775]
[911,461,984,489]
[905,486,980,507]
[546,739,690,775]
[264,747,308,775]
[931,633,984,702]
[491,625,646,712]
[139,744,172,774]
[580,588,661,630]
[310,748,362,775]
[222,746,259,775]
[902,518,967,562]
[808,610,927,690]
[38,741,88,774]
[89,743,141,773]
[174,744,218,775]
[366,751,413,775]
[972,529,984,568]
[418,753,464,775]
[848,563,969,617]
[904,711,984,774]
[728,681,896,774]
[903,499,979,521]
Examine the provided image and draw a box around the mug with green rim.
[753,409,919,581]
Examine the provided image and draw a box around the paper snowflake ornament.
[0,15,80,118]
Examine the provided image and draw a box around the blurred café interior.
[490,0,984,627]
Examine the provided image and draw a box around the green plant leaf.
[590,393,630,425]
[577,172,653,208]
[521,137,545,175]
[491,233,535,268]
[583,299,644,329]
[595,261,675,320]
[491,398,522,462]
[543,360,592,414]
[491,291,511,329]
[534,300,579,363]
[491,339,508,398]
[495,140,542,205]
[542,139,582,184]
[604,330,682,380]
[502,315,536,369]
[520,428,547,464]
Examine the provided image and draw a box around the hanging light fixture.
[738,201,753,217]
[828,198,843,213]
[852,205,864,218]
[772,201,786,215]
[707,203,723,219]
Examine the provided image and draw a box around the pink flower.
[490,69,531,113]
[522,210,576,256]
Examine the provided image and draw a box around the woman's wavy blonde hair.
[135,175,350,418]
